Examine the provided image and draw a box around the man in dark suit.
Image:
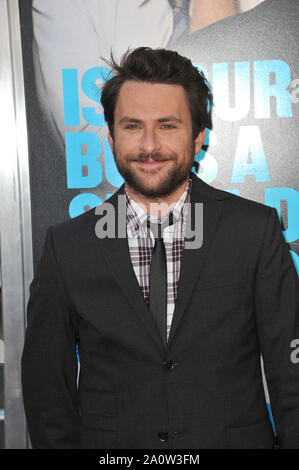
[21,47,299,449]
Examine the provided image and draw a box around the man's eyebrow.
[157,116,183,124]
[119,117,142,125]
[118,116,183,125]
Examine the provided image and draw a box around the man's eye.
[162,124,175,129]
[125,124,138,129]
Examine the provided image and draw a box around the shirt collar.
[125,176,193,238]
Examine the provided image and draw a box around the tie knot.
[147,211,175,239]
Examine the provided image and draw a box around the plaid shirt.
[125,177,192,341]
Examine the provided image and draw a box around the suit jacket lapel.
[167,173,227,348]
[96,183,167,354]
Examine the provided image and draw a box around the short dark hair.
[100,47,213,140]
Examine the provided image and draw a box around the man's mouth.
[133,158,169,167]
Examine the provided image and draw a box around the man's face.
[108,80,205,199]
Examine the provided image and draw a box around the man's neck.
[125,176,189,219]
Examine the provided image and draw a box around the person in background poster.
[32,0,264,148]
[173,0,299,267]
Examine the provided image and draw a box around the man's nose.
[139,128,161,154]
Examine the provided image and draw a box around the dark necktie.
[167,0,191,48]
[147,212,175,348]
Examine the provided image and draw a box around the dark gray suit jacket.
[21,171,299,448]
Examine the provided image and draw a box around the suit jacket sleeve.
[21,226,80,449]
[254,207,299,449]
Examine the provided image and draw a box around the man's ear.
[107,128,114,151]
[194,128,206,155]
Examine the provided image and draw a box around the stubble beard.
[112,142,195,199]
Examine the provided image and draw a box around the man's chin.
[125,172,187,198]
[129,182,169,198]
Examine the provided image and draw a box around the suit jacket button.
[164,360,174,370]
[158,432,168,442]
